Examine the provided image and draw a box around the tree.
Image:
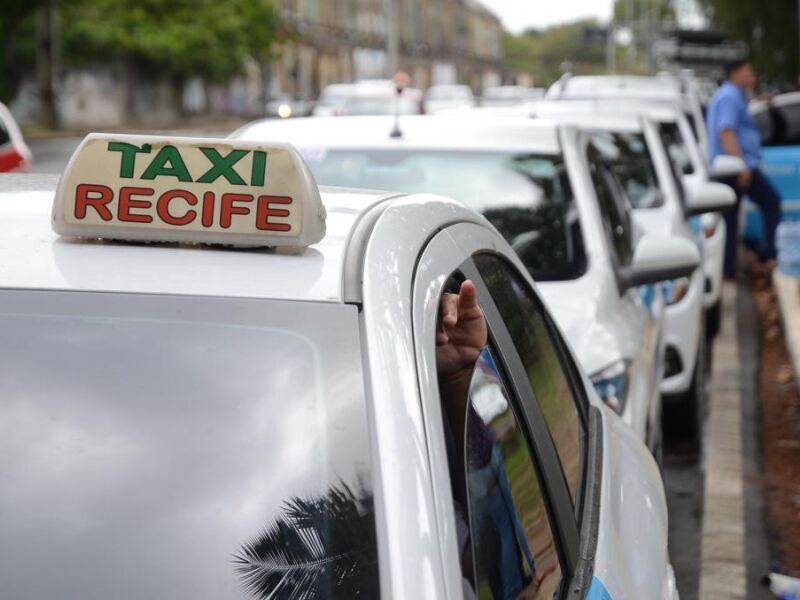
[0,0,49,102]
[59,0,287,83]
[696,0,799,85]
[504,20,609,86]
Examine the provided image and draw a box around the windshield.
[0,291,378,600]
[304,149,586,281]
[318,88,352,108]
[659,121,695,175]
[589,131,664,209]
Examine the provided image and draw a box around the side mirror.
[619,234,700,289]
[709,155,746,180]
[683,177,736,216]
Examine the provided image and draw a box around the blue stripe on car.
[585,576,613,600]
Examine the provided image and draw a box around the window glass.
[474,255,584,505]
[0,116,10,146]
[585,144,636,267]
[590,131,664,209]
[0,292,378,600]
[303,148,587,281]
[442,344,563,600]
[659,121,695,175]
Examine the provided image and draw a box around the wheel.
[681,327,708,447]
[706,299,721,340]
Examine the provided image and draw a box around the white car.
[0,134,678,598]
[530,108,734,432]
[231,115,701,456]
[423,85,476,114]
[547,74,710,157]
[534,98,744,337]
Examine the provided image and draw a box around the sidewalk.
[699,281,748,599]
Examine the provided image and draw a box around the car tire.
[706,299,721,340]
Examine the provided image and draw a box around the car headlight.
[277,104,293,119]
[700,213,719,239]
[591,360,631,415]
[662,277,690,305]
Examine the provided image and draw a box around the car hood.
[538,280,629,378]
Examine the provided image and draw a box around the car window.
[755,100,800,147]
[0,291,379,600]
[439,339,563,599]
[585,144,636,268]
[590,131,664,209]
[659,121,695,175]
[0,115,11,146]
[474,254,585,505]
[302,149,587,282]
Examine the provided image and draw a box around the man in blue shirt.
[707,59,782,277]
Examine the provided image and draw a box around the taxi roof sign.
[52,133,326,248]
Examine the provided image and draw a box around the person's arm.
[437,280,487,468]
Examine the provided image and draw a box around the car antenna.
[390,71,410,139]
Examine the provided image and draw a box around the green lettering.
[141,146,193,182]
[107,142,151,178]
[197,148,248,185]
[250,151,267,186]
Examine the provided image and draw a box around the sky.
[481,0,614,34]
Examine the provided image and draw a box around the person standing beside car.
[707,59,782,277]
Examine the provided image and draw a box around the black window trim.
[461,257,581,583]
[584,141,636,295]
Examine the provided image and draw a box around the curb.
[772,271,800,390]
[700,281,747,599]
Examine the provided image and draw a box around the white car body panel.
[533,108,705,396]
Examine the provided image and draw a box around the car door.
[412,223,603,599]
[584,141,662,447]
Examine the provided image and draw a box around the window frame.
[411,223,600,599]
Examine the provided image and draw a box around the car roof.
[531,101,644,133]
[232,115,562,155]
[0,173,396,303]
[555,75,682,99]
[534,99,677,126]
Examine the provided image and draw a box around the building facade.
[273,0,504,99]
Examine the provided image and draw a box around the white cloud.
[479,0,613,34]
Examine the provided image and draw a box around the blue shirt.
[707,81,762,169]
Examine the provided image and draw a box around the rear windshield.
[304,148,587,281]
[589,131,664,209]
[0,291,378,600]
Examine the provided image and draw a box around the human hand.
[436,280,487,380]
[738,168,753,189]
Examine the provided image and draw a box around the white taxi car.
[231,116,700,457]
[0,135,677,599]
[534,99,744,338]
[527,108,734,432]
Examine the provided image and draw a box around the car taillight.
[0,147,27,172]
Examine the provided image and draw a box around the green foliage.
[696,0,799,84]
[613,0,675,22]
[60,0,286,82]
[0,0,48,102]
[503,20,608,86]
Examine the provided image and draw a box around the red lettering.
[157,190,197,226]
[219,193,253,229]
[201,191,215,228]
[75,184,113,221]
[255,195,292,232]
[118,186,154,223]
